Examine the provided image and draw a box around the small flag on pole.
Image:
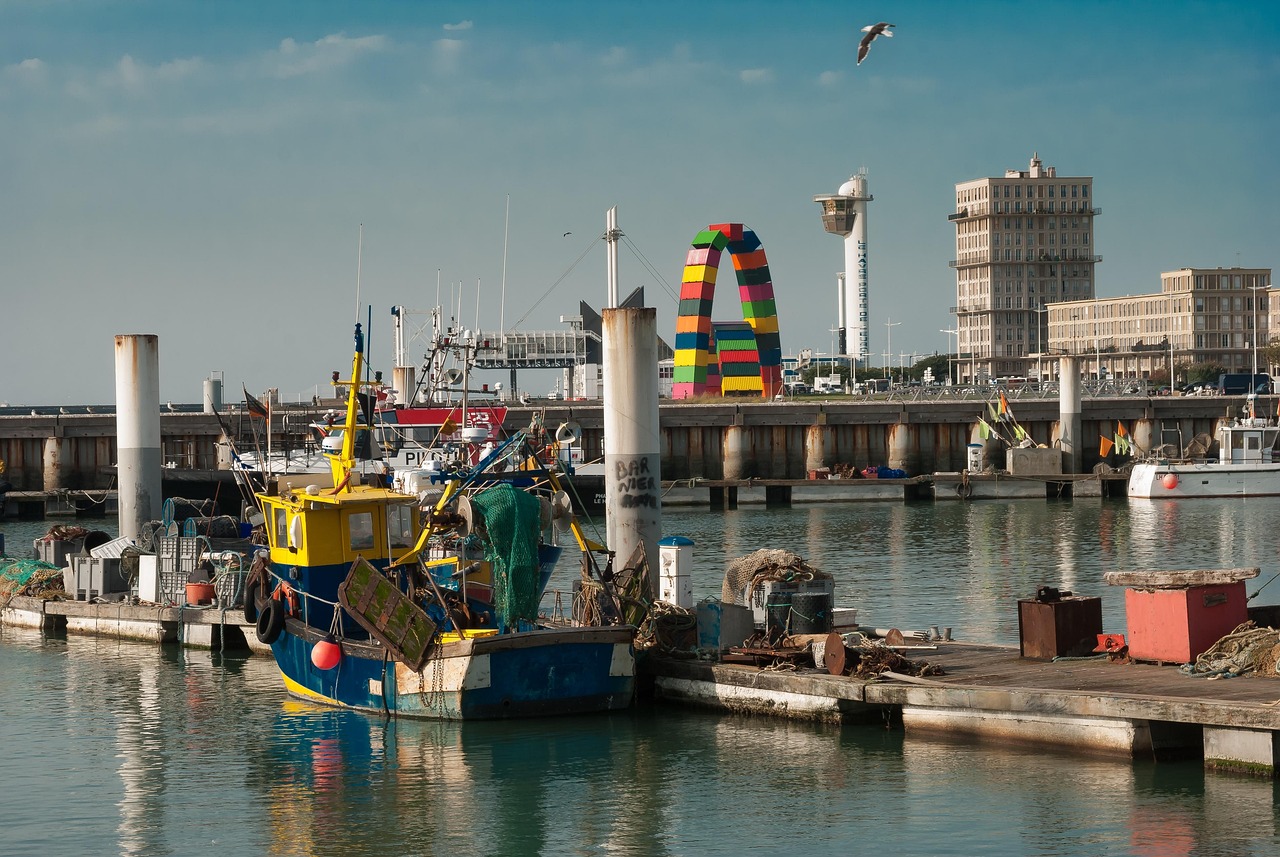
[243,386,268,420]
[1099,436,1114,457]
[978,417,991,440]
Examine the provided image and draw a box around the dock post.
[723,424,749,480]
[887,421,913,472]
[1133,419,1156,456]
[1058,356,1082,474]
[42,435,67,493]
[602,307,661,600]
[115,334,162,542]
[804,422,833,473]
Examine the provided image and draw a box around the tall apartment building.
[1043,267,1273,382]
[950,154,1100,382]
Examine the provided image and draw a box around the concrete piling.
[602,308,661,599]
[114,335,162,541]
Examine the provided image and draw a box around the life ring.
[243,575,263,625]
[256,597,286,645]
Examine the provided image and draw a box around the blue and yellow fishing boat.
[246,324,635,719]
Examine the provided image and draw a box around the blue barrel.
[790,591,833,634]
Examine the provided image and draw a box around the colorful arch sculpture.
[672,223,782,399]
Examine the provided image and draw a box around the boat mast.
[329,323,365,489]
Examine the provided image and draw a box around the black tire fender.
[243,575,263,625]
[256,597,286,645]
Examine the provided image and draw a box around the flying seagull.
[857,22,894,66]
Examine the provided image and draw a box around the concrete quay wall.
[0,396,1248,492]
[526,396,1244,481]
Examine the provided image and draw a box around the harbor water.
[3,499,1280,855]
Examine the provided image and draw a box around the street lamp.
[940,328,958,385]
[885,318,901,382]
[1032,305,1048,383]
[1249,284,1267,379]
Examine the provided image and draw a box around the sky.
[2,0,1277,405]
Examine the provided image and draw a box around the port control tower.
[813,170,872,363]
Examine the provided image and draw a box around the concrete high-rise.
[950,154,1101,382]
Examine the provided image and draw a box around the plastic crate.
[67,556,129,601]
[35,537,84,568]
[157,536,255,606]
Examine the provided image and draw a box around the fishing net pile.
[721,549,831,606]
[0,558,65,610]
[1184,622,1280,677]
[635,600,697,653]
[470,484,542,631]
[574,543,653,629]
[849,640,944,679]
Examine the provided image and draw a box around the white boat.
[1127,412,1280,498]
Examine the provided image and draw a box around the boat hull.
[272,621,635,720]
[1128,461,1280,498]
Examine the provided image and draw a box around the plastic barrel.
[765,592,794,642]
[790,591,833,635]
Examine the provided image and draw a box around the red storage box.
[1104,569,1258,664]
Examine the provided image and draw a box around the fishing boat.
[1128,398,1280,498]
[246,323,635,719]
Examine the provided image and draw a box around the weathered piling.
[114,334,162,541]
[602,307,662,598]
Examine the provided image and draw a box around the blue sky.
[3,0,1277,404]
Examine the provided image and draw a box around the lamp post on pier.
[1032,305,1049,383]
[940,328,958,385]
[885,318,901,383]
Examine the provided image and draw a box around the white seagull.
[857,22,894,66]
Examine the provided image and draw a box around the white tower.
[813,170,872,364]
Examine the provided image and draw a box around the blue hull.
[272,624,635,721]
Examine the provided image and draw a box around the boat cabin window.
[349,512,375,551]
[388,505,415,548]
[273,506,288,549]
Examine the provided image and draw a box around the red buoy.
[1161,473,1179,490]
[311,634,342,670]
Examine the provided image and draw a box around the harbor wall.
[0,396,1260,492]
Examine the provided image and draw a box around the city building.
[950,154,1101,382]
[1042,268,1273,383]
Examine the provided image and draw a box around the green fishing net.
[469,483,542,630]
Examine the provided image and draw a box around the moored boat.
[1128,403,1280,498]
[247,323,635,719]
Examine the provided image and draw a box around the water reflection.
[6,496,1280,856]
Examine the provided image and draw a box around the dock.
[643,642,1280,775]
[2,594,267,653]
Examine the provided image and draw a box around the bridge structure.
[0,395,1256,515]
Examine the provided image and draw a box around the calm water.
[3,500,1280,856]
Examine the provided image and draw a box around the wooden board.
[337,557,437,672]
[1104,568,1259,588]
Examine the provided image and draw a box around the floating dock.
[2,594,267,653]
[643,642,1280,776]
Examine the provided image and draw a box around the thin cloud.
[739,67,773,84]
[272,33,389,79]
[433,38,466,74]
[443,21,473,31]
[88,54,205,94]
[1,58,49,91]
[818,70,843,87]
